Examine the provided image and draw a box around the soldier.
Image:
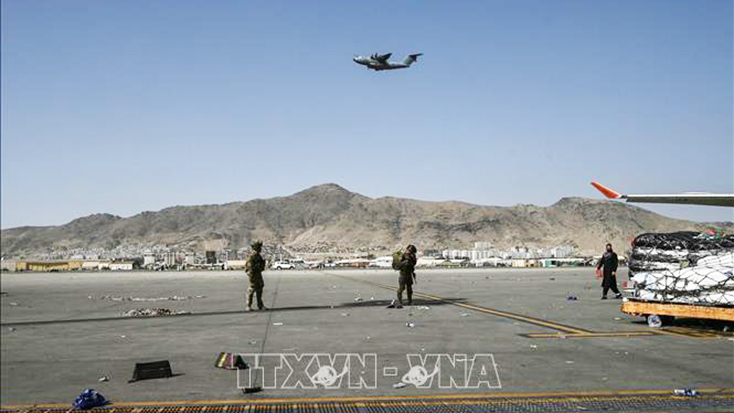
[597,243,622,299]
[245,241,267,311]
[396,244,418,308]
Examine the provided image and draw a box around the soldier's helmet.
[406,244,417,254]
[251,241,263,252]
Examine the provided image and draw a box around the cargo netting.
[629,231,734,306]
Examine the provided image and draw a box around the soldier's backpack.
[392,251,403,270]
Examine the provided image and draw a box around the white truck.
[271,260,295,270]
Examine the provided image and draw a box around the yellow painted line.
[525,331,656,338]
[325,272,592,335]
[4,388,733,409]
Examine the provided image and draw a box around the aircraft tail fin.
[590,181,623,199]
[403,53,423,66]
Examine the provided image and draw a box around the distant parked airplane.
[353,52,423,71]
[591,181,734,207]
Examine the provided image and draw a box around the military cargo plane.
[353,52,423,71]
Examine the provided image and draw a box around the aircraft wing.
[373,52,392,62]
[591,182,734,207]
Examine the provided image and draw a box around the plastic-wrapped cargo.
[630,232,734,307]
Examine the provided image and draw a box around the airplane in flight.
[353,52,423,71]
[591,181,734,207]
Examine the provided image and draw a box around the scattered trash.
[365,336,371,341]
[341,313,349,317]
[119,335,126,339]
[565,360,574,364]
[418,306,430,310]
[614,317,622,321]
[723,326,730,333]
[393,382,407,389]
[354,297,363,302]
[601,377,608,381]
[370,296,375,300]
[530,345,537,349]
[386,300,397,309]
[72,389,108,410]
[129,360,174,383]
[9,302,18,307]
[98,376,109,382]
[566,296,578,301]
[88,296,93,300]
[460,313,469,317]
[8,327,16,332]
[647,315,662,328]
[673,389,698,397]
[405,322,415,328]
[549,277,556,281]
[215,352,249,370]
[273,322,283,326]
[102,295,203,302]
[121,308,190,317]
[248,340,257,345]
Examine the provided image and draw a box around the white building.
[110,262,133,271]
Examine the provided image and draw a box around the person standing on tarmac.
[396,244,418,308]
[245,241,267,311]
[597,243,622,299]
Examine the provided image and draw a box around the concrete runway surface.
[1,268,732,408]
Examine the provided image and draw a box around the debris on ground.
[647,315,662,328]
[341,313,349,317]
[393,382,407,389]
[9,302,18,306]
[101,295,205,302]
[418,306,430,310]
[405,322,415,328]
[673,388,699,397]
[98,376,109,382]
[273,322,283,326]
[386,300,397,309]
[566,296,578,301]
[120,308,190,317]
[460,313,469,317]
[354,296,362,302]
[215,352,249,370]
[8,327,16,332]
[72,389,107,410]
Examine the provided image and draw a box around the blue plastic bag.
[73,388,107,410]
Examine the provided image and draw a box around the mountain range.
[2,183,731,258]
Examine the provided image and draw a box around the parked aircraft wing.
[590,181,734,207]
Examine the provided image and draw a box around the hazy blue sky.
[2,0,732,228]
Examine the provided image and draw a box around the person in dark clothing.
[245,241,267,310]
[597,243,622,299]
[396,244,418,308]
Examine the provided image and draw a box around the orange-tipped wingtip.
[590,181,622,199]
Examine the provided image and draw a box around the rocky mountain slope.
[2,184,730,257]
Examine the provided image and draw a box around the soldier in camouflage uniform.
[396,244,418,308]
[245,241,267,311]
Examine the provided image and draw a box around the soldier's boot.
[396,291,404,309]
[257,289,267,310]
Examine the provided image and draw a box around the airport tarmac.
[1,268,733,408]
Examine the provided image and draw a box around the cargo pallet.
[622,297,734,323]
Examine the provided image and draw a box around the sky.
[1,0,733,229]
